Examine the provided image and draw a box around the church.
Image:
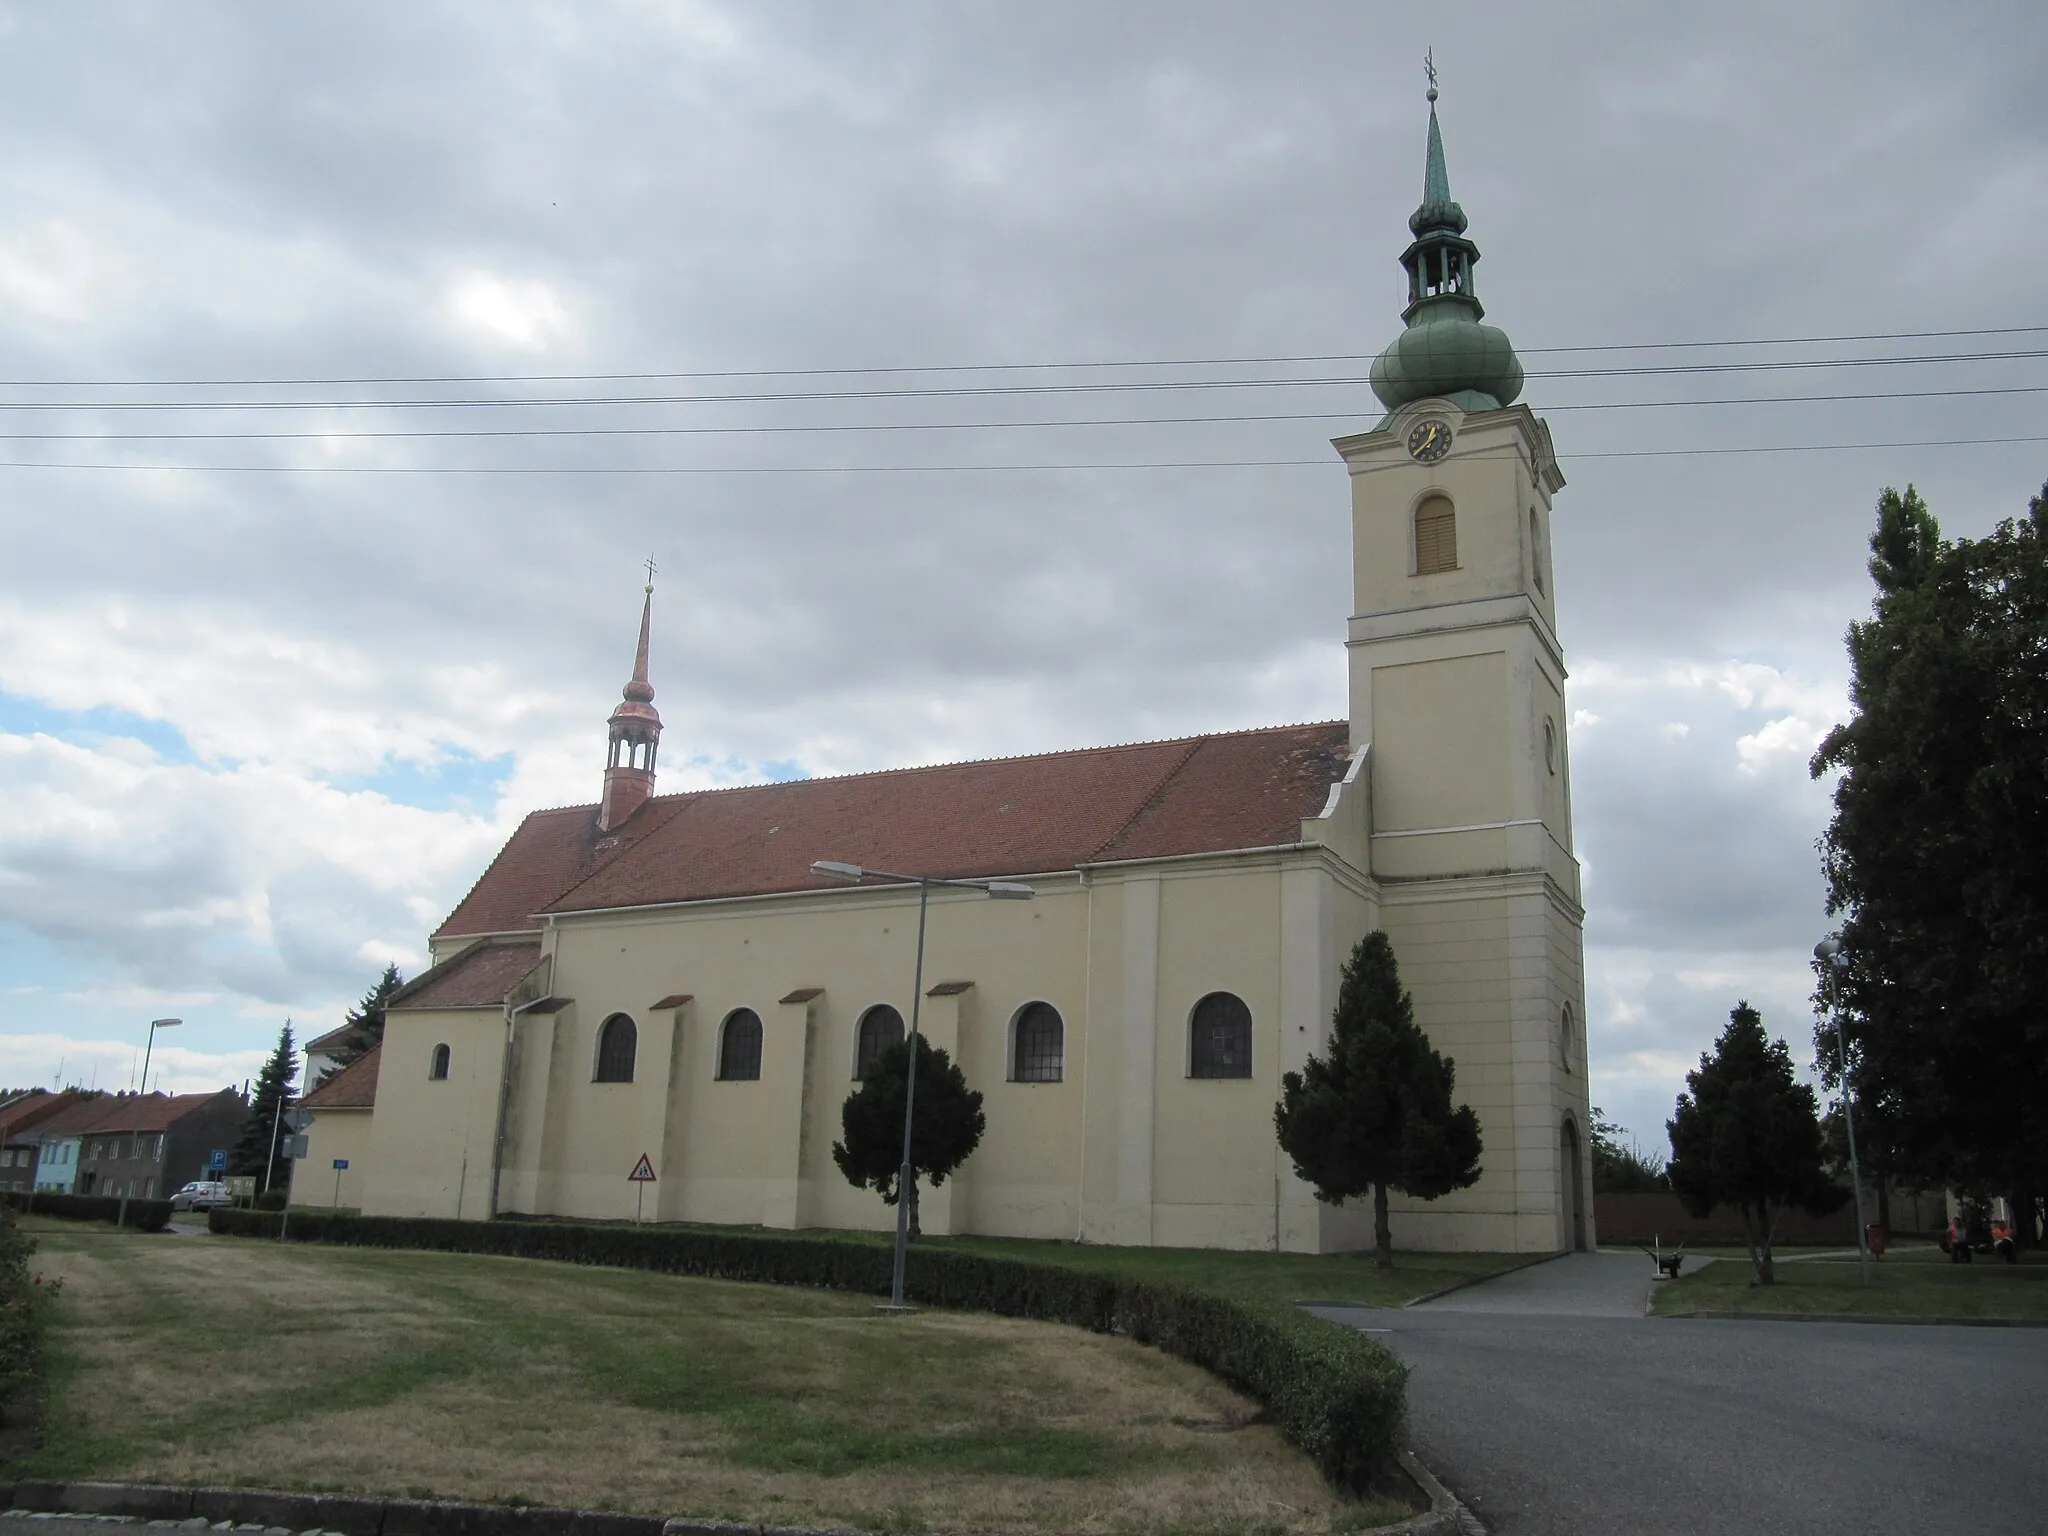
[297,88,1595,1255]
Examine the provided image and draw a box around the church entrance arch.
[1561,1115,1587,1252]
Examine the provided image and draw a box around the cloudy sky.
[0,2,2041,1153]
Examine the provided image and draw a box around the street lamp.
[140,1018,181,1096]
[811,859,1034,1309]
[1814,936,1872,1284]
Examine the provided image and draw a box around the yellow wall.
[362,1008,503,1219]
[290,1107,373,1210]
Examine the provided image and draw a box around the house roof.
[303,1044,380,1110]
[36,1090,240,1137]
[0,1091,91,1142]
[303,1023,372,1054]
[388,937,545,1011]
[436,721,1352,937]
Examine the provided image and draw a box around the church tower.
[597,581,662,832]
[1337,68,1593,1252]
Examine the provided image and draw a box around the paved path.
[1316,1254,2048,1535]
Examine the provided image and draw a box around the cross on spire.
[643,553,657,593]
[1424,48,1438,103]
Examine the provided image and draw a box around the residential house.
[0,1091,85,1196]
[47,1090,247,1199]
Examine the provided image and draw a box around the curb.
[1393,1451,1487,1534]
[1399,1251,1561,1310]
[1660,1310,2048,1329]
[0,1483,856,1536]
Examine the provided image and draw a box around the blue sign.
[332,1158,349,1170]
[207,1149,227,1170]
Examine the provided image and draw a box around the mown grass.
[1652,1242,2048,1320]
[17,1222,1421,1533]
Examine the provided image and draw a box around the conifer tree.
[832,1039,984,1239]
[228,1021,299,1192]
[1667,1002,1845,1284]
[1274,932,1482,1267]
[325,963,404,1078]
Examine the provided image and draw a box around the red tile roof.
[388,937,545,1011]
[436,722,1351,936]
[0,1092,78,1141]
[302,1044,380,1110]
[36,1090,242,1136]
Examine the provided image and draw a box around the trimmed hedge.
[0,1206,50,1405]
[210,1208,1407,1491]
[2,1191,172,1232]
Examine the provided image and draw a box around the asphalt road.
[1315,1257,2048,1536]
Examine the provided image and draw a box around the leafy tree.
[1810,482,2048,1247]
[1667,1002,1846,1284]
[323,963,404,1080]
[1274,932,1483,1268]
[227,1021,298,1193]
[832,1039,984,1239]
[1589,1106,1668,1194]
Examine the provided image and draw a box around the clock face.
[1407,418,1453,463]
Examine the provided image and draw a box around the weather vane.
[643,553,657,592]
[1424,49,1438,103]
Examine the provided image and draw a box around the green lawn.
[1652,1243,2048,1321]
[17,1220,1421,1533]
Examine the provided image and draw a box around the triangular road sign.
[627,1153,657,1182]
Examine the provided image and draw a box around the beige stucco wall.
[290,1107,373,1210]
[362,1007,503,1219]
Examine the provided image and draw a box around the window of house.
[1189,992,1254,1079]
[1530,507,1546,594]
[594,1014,638,1083]
[429,1042,452,1080]
[854,1004,905,1079]
[1011,1002,1064,1082]
[718,1009,764,1081]
[1414,495,1458,575]
[143,1177,155,1197]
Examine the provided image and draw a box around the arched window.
[594,1013,638,1083]
[1011,1002,1064,1082]
[429,1043,451,1081]
[1544,717,1558,774]
[1530,507,1546,594]
[1559,1002,1576,1071]
[1414,495,1457,575]
[718,1009,764,1081]
[854,1004,904,1079]
[1189,992,1253,1079]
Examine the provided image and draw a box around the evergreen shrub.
[1,1192,172,1231]
[209,1208,1407,1491]
[0,1207,50,1405]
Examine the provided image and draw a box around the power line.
[0,348,2040,413]
[4,383,2045,444]
[1,434,2039,475]
[2,324,2043,390]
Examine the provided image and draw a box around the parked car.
[169,1180,232,1211]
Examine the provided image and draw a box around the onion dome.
[607,586,661,745]
[1369,80,1524,418]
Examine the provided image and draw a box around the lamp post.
[811,859,1033,1309]
[1815,936,1872,1284]
[140,1018,181,1096]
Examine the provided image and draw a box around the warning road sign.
[627,1153,657,1182]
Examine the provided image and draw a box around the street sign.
[207,1149,227,1171]
[225,1176,256,1200]
[281,1134,309,1159]
[627,1153,656,1182]
[285,1108,314,1132]
[332,1158,349,1170]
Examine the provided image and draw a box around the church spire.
[1368,57,1524,421]
[598,566,663,832]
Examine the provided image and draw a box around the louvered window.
[718,1009,764,1081]
[1415,495,1458,574]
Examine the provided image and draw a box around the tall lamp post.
[811,860,1033,1309]
[1814,936,1872,1284]
[140,1018,182,1096]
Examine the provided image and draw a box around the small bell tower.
[598,568,662,832]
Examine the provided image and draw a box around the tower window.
[1544,718,1558,774]
[1189,992,1253,1079]
[1011,1002,1064,1082]
[429,1043,451,1080]
[594,1014,638,1083]
[1560,1003,1576,1070]
[717,1009,763,1081]
[854,1004,905,1079]
[1415,496,1458,575]
[1530,507,1546,594]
